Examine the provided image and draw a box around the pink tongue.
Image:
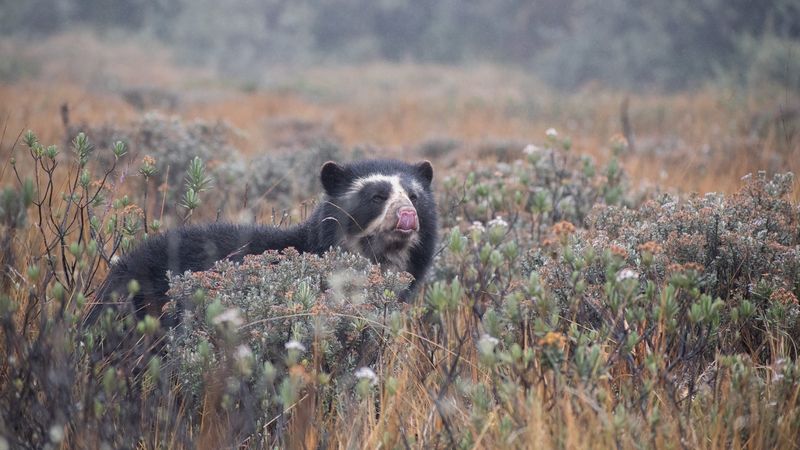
[397,211,417,231]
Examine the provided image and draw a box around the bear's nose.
[396,207,419,232]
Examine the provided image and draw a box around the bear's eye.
[408,193,418,202]
[372,194,387,203]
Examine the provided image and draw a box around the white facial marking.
[336,173,423,272]
[348,174,413,236]
[347,174,400,194]
[409,179,423,194]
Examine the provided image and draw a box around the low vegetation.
[0,126,797,449]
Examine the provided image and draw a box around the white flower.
[469,221,486,233]
[488,216,508,228]
[616,268,639,282]
[285,340,306,352]
[523,144,541,155]
[479,334,499,347]
[234,344,252,360]
[355,367,378,385]
[49,425,64,443]
[545,128,558,138]
[477,334,500,359]
[212,308,243,327]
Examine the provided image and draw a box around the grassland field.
[0,31,799,449]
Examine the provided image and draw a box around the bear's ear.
[414,160,434,186]
[320,161,350,196]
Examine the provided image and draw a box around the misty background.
[2,0,799,91]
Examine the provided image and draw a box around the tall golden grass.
[2,41,797,199]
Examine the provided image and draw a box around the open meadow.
[1,26,800,449]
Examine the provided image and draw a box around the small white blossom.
[616,268,639,282]
[234,344,252,360]
[49,425,64,443]
[469,221,486,233]
[285,340,306,352]
[523,144,541,155]
[355,367,378,385]
[479,334,499,347]
[545,128,558,138]
[488,216,508,228]
[212,308,243,327]
[477,334,500,361]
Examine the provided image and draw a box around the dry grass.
[2,32,798,200]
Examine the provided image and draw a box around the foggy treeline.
[2,0,799,90]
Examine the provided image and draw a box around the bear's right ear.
[320,161,350,196]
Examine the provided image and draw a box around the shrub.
[0,48,40,82]
[243,140,344,209]
[415,136,462,160]
[75,111,241,191]
[160,248,410,445]
[566,171,800,361]
[737,35,800,92]
[427,169,799,448]
[439,132,632,235]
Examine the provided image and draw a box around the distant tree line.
[2,0,799,90]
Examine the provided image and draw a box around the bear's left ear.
[414,160,433,186]
[320,161,350,196]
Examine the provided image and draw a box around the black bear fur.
[85,159,437,326]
